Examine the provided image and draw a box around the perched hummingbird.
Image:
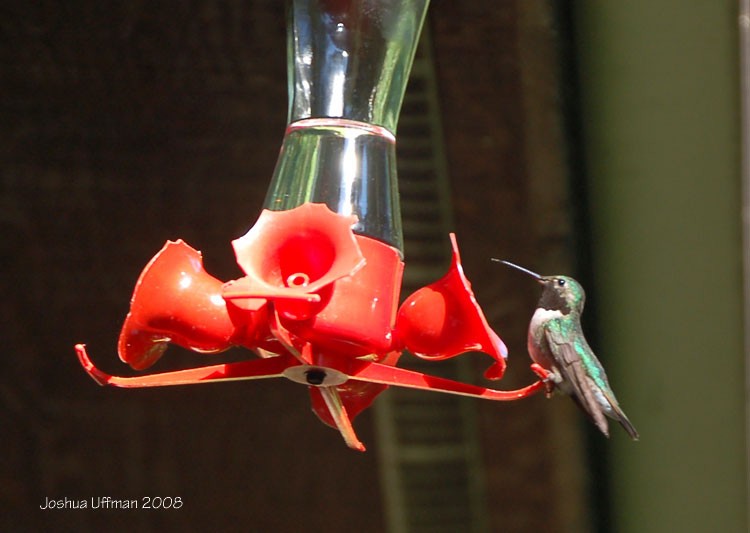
[494,259,639,440]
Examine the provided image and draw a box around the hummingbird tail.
[600,389,640,440]
[617,413,640,441]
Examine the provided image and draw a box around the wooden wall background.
[0,2,589,531]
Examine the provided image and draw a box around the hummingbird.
[493,259,639,440]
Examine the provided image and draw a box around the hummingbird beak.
[491,259,543,281]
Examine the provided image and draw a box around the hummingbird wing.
[543,320,611,437]
[544,319,639,440]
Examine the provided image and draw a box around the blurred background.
[1,1,746,531]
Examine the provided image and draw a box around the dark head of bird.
[491,259,586,315]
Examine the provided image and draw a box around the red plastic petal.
[395,233,508,380]
[118,240,267,370]
[281,235,403,355]
[223,204,365,320]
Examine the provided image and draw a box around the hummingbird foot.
[530,363,556,397]
[530,363,553,380]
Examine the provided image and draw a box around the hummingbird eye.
[557,278,566,287]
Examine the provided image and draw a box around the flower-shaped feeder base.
[76,344,548,451]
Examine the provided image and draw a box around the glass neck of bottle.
[286,0,429,134]
[263,0,430,254]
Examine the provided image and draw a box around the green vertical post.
[574,1,747,531]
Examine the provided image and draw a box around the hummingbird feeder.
[76,0,549,452]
